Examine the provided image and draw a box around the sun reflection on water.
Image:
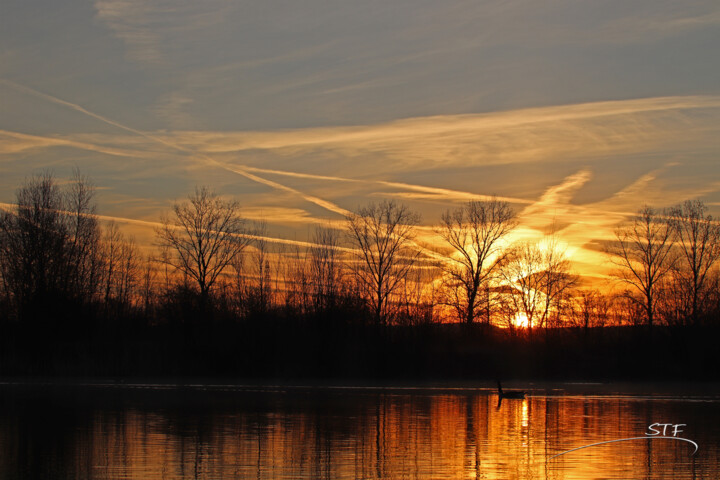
[0,388,716,479]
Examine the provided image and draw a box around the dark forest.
[1,172,719,382]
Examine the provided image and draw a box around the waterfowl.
[497,380,525,399]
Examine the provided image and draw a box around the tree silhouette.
[438,199,516,324]
[572,289,611,331]
[668,200,720,326]
[64,169,103,302]
[608,205,675,328]
[156,186,250,310]
[346,200,420,325]
[502,237,575,334]
[0,171,102,321]
[309,225,343,313]
[248,220,273,315]
[102,222,139,313]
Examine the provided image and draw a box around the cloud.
[136,96,720,188]
[0,129,155,159]
[0,78,189,154]
[3,0,715,137]
[94,0,231,68]
[0,79,357,219]
[160,96,720,153]
[94,0,166,65]
[0,201,355,255]
[239,166,533,205]
[599,7,720,43]
[523,170,593,212]
[517,169,593,235]
[3,76,719,285]
[224,166,352,218]
[152,92,196,129]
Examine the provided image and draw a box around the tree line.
[2,171,720,333]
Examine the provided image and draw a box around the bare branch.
[606,205,675,327]
[437,198,516,324]
[155,186,250,305]
[346,200,421,325]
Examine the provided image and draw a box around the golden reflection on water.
[0,388,717,479]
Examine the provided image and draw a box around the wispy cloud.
[0,79,357,219]
[0,79,191,154]
[599,8,720,43]
[161,96,720,155]
[152,92,197,130]
[0,201,355,255]
[225,166,352,218]
[241,166,533,205]
[523,170,593,212]
[93,0,232,67]
[94,0,166,66]
[3,77,720,284]
[0,129,155,159]
[517,169,594,235]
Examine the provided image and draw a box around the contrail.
[4,77,657,248]
[224,165,353,217]
[0,78,543,219]
[242,165,533,205]
[377,180,532,205]
[0,129,147,159]
[94,212,359,252]
[1,202,437,263]
[242,166,362,184]
[0,78,359,218]
[0,79,188,154]
[0,202,357,253]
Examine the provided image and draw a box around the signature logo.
[549,423,699,460]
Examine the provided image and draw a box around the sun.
[513,312,530,328]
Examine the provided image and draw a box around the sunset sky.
[2,0,720,283]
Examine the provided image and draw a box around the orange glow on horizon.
[513,312,530,329]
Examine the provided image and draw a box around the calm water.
[0,383,718,479]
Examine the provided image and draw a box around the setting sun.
[513,313,530,329]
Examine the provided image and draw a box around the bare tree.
[668,200,720,326]
[156,186,250,308]
[103,222,139,310]
[0,172,105,320]
[231,248,248,316]
[397,263,439,326]
[309,225,343,313]
[437,199,516,324]
[346,200,420,325]
[540,236,577,328]
[502,243,543,332]
[250,220,272,313]
[0,173,67,314]
[139,254,158,316]
[572,289,611,331]
[64,168,103,301]
[103,222,122,305]
[502,237,576,335]
[609,290,646,326]
[607,205,675,328]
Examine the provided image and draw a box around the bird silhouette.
[497,380,525,399]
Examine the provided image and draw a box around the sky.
[1,0,720,284]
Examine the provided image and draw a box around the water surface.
[0,383,717,479]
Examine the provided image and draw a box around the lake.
[0,382,717,479]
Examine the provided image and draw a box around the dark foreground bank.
[0,319,718,382]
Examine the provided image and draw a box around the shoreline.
[2,378,720,397]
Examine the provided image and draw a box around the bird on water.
[497,380,525,399]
